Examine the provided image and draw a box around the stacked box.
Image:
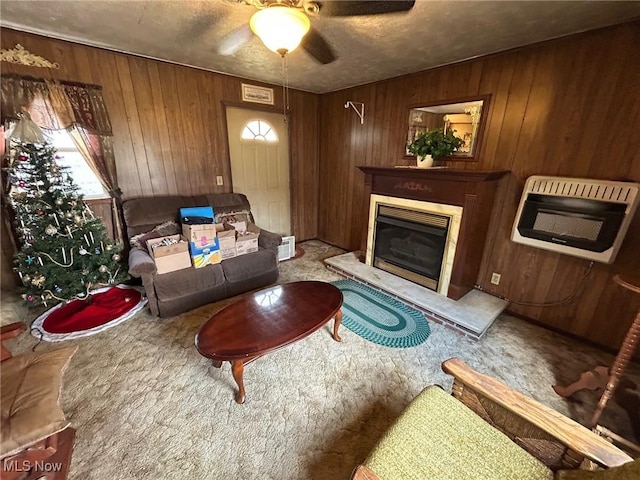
[182,223,217,245]
[146,234,191,274]
[236,223,260,256]
[215,223,237,260]
[179,206,221,268]
[189,236,221,268]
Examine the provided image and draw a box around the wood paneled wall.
[0,29,319,289]
[318,21,640,352]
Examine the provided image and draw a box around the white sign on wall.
[241,83,274,105]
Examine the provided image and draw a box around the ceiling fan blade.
[217,24,253,56]
[301,27,336,64]
[317,0,415,16]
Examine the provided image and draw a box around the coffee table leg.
[333,310,343,342]
[231,360,246,404]
[212,360,223,368]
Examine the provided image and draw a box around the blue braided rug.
[332,279,430,348]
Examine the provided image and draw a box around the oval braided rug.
[332,279,430,348]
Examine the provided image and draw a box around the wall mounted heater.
[511,176,640,263]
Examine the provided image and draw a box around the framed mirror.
[404,95,490,162]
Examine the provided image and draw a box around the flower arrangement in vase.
[407,128,465,168]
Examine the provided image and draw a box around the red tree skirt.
[31,285,147,342]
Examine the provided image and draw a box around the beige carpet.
[1,240,638,479]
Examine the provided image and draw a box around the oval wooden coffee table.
[195,281,343,404]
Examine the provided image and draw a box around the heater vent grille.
[528,178,634,203]
[512,175,640,264]
[378,205,449,228]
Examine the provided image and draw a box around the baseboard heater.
[511,176,640,263]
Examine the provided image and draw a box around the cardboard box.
[235,223,261,256]
[215,223,237,260]
[229,220,247,232]
[182,223,217,244]
[146,234,191,274]
[189,237,222,268]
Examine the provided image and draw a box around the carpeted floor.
[1,239,638,479]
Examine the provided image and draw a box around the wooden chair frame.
[352,358,633,480]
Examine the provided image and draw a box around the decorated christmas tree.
[4,123,128,307]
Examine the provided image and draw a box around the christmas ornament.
[23,275,31,284]
[112,253,121,262]
[82,268,89,275]
[55,285,62,293]
[27,295,34,302]
[45,224,58,235]
[79,247,88,255]
[21,294,27,300]
[31,275,45,287]
[26,255,35,265]
[95,248,101,254]
[37,210,44,216]
[55,198,63,205]
[65,212,73,218]
[99,265,108,273]
[106,244,113,251]
[74,215,82,224]
[18,154,27,161]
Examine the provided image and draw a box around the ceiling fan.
[219,0,416,64]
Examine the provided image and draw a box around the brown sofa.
[123,193,281,317]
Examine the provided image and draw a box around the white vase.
[416,154,433,168]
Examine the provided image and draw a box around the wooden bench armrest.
[442,357,633,469]
[1,322,27,361]
[351,465,382,480]
[1,322,27,340]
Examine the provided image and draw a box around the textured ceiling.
[1,1,639,94]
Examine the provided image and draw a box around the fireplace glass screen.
[373,205,450,291]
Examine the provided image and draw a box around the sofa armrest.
[258,228,282,253]
[442,357,633,469]
[128,247,157,277]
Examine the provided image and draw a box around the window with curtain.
[1,74,124,242]
[44,129,108,199]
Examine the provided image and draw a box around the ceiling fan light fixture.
[250,5,311,56]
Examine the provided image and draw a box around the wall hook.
[344,101,365,124]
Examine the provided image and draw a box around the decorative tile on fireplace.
[325,252,508,339]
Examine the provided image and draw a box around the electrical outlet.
[216,176,223,186]
[490,272,501,285]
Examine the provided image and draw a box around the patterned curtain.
[1,74,124,243]
[0,75,112,134]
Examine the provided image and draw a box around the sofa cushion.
[122,196,199,237]
[1,347,77,457]
[153,264,226,302]
[221,249,277,284]
[364,385,553,480]
[129,221,181,250]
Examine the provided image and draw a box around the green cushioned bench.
[365,385,553,480]
[352,358,634,480]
